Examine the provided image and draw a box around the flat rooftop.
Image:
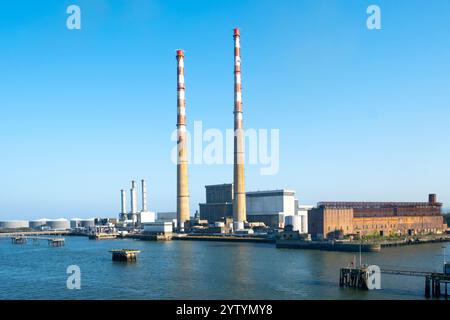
[318,201,442,208]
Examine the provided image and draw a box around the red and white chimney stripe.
[176,49,190,227]
[233,28,246,225]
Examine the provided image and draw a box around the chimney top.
[429,194,437,204]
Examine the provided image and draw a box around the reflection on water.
[0,237,448,300]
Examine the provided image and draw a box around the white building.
[246,190,296,228]
[246,189,312,232]
[156,212,177,229]
[296,204,313,234]
[143,221,173,234]
[139,211,156,224]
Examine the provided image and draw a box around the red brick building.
[308,194,446,239]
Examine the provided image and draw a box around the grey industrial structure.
[199,184,309,231]
[199,184,233,223]
[119,179,155,227]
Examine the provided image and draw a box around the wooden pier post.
[445,282,448,299]
[435,279,441,298]
[425,276,431,298]
[339,267,369,290]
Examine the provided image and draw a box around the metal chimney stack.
[233,28,246,227]
[176,49,190,229]
[120,189,127,221]
[130,180,138,216]
[141,179,148,212]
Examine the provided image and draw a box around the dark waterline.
[0,236,448,300]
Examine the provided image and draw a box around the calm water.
[0,236,448,300]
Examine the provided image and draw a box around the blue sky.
[1,0,449,219]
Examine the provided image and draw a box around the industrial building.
[45,218,70,230]
[308,194,447,239]
[157,212,177,221]
[156,212,178,229]
[70,218,95,229]
[119,179,155,227]
[199,184,233,223]
[198,184,311,231]
[0,220,29,230]
[29,218,48,229]
[0,218,72,231]
[246,189,297,228]
[143,221,173,235]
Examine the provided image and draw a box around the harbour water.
[0,236,448,300]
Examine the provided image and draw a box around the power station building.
[199,184,233,223]
[246,190,297,228]
[308,194,447,239]
[199,184,310,231]
[119,179,155,227]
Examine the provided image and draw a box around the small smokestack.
[176,49,190,229]
[233,28,246,227]
[429,194,437,204]
[141,179,148,212]
[120,189,127,220]
[131,180,138,214]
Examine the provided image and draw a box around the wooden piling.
[425,276,431,298]
[339,267,369,289]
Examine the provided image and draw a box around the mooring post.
[425,276,431,298]
[435,279,441,298]
[445,282,448,299]
[431,278,435,298]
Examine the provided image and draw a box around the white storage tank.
[80,219,95,228]
[30,219,48,229]
[46,218,70,230]
[285,215,302,232]
[70,218,82,229]
[0,220,29,230]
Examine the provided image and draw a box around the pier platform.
[110,249,140,262]
[88,234,117,240]
[11,236,65,247]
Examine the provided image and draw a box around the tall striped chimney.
[130,180,138,214]
[176,49,190,229]
[233,28,246,227]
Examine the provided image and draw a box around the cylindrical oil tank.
[29,219,48,229]
[70,218,81,229]
[0,220,29,229]
[285,215,302,232]
[46,219,70,230]
[80,219,95,228]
